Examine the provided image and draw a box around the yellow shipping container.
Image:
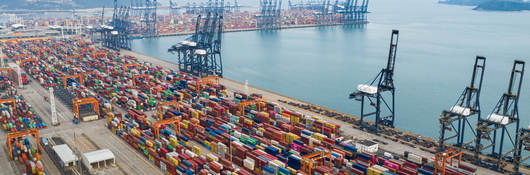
[244,119,253,125]
[130,128,140,136]
[255,144,264,151]
[285,133,299,144]
[168,156,179,166]
[258,128,265,133]
[146,140,154,147]
[138,144,145,150]
[192,111,199,118]
[367,167,382,175]
[181,122,188,129]
[148,155,154,161]
[193,146,202,156]
[290,116,300,124]
[272,145,282,154]
[206,154,217,162]
[313,133,325,141]
[324,122,336,129]
[287,167,297,175]
[204,141,211,148]
[212,142,218,153]
[169,138,178,147]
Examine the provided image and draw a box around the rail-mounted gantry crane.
[474,60,524,171]
[132,74,150,88]
[0,98,16,112]
[514,127,530,174]
[62,74,83,88]
[439,56,486,150]
[195,76,220,94]
[239,100,265,116]
[301,149,333,175]
[72,97,100,124]
[123,63,139,73]
[434,149,462,175]
[6,129,40,160]
[157,101,181,120]
[154,118,181,139]
[349,30,399,133]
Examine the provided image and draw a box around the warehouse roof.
[359,140,377,146]
[52,144,78,163]
[82,149,115,164]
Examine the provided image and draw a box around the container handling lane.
[120,49,503,175]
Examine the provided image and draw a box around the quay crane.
[349,30,399,133]
[439,56,486,150]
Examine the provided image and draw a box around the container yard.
[0,35,506,175]
[0,0,528,174]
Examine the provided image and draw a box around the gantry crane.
[301,150,333,175]
[439,56,486,150]
[93,51,107,59]
[349,30,399,133]
[474,60,525,170]
[67,55,81,63]
[157,101,181,120]
[435,149,462,175]
[72,97,100,123]
[14,54,29,61]
[154,118,181,139]
[195,76,220,94]
[514,127,530,174]
[18,57,36,67]
[0,67,14,80]
[0,98,16,112]
[62,74,83,88]
[123,63,138,73]
[6,129,40,160]
[239,100,264,116]
[132,74,149,87]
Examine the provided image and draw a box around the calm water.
[132,0,530,139]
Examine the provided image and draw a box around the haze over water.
[132,0,530,139]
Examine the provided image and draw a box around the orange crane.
[53,43,65,50]
[6,129,40,159]
[157,101,181,120]
[93,51,107,59]
[132,74,149,87]
[72,97,100,122]
[301,150,333,175]
[18,57,37,67]
[0,67,14,79]
[14,54,29,61]
[195,76,220,94]
[0,98,16,113]
[123,63,139,73]
[239,100,264,116]
[154,118,181,139]
[80,47,94,57]
[78,41,91,48]
[62,74,83,88]
[435,149,462,175]
[66,55,81,63]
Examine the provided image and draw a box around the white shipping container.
[243,158,255,170]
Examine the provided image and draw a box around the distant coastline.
[440,0,530,11]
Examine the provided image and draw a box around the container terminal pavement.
[0,37,506,175]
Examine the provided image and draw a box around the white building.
[52,144,78,168]
[355,140,379,153]
[82,149,116,171]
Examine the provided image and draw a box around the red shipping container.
[209,162,221,173]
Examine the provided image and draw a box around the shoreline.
[122,48,528,174]
[142,22,369,38]
[122,49,439,147]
